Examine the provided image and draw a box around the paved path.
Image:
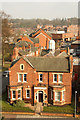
[3,117,80,120]
[35,102,43,114]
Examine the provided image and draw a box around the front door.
[39,91,43,102]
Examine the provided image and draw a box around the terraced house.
[8,55,73,106]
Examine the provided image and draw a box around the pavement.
[2,114,80,120]
[2,117,80,120]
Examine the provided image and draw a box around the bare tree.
[0,11,12,67]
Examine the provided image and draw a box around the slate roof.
[56,51,68,57]
[30,38,39,43]
[10,57,70,72]
[18,50,29,55]
[15,41,29,47]
[25,57,70,72]
[18,47,38,56]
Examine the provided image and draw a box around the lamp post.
[75,91,77,118]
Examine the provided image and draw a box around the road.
[3,117,80,120]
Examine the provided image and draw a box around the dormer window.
[20,64,24,70]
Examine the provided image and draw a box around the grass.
[43,105,74,114]
[43,99,75,114]
[2,92,34,112]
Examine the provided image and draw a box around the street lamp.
[75,91,77,118]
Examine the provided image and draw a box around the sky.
[0,1,79,20]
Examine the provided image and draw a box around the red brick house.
[12,39,40,61]
[29,29,52,49]
[8,55,73,106]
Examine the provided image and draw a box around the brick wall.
[9,57,72,105]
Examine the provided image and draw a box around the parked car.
[3,70,9,77]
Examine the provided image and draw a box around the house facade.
[8,56,73,106]
[29,29,52,50]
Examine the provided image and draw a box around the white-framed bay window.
[55,92,60,101]
[35,93,37,100]
[18,90,21,99]
[51,90,53,100]
[62,91,65,101]
[26,89,30,98]
[12,90,16,100]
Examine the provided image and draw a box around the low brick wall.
[40,112,80,118]
[1,112,35,115]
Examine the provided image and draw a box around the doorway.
[39,91,43,102]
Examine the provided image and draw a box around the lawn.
[43,105,74,114]
[2,92,34,112]
[43,100,75,114]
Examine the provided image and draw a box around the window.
[45,46,46,49]
[23,74,27,82]
[20,64,24,70]
[41,46,43,49]
[18,90,21,99]
[35,93,37,100]
[8,89,10,98]
[55,92,60,101]
[12,91,16,99]
[18,74,22,82]
[53,74,57,82]
[58,74,62,82]
[39,74,43,82]
[62,91,64,101]
[51,90,53,100]
[26,90,30,98]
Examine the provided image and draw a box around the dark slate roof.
[18,50,29,55]
[25,57,69,72]
[30,38,39,43]
[10,56,70,72]
[41,49,50,56]
[18,47,38,56]
[10,59,20,68]
[54,49,61,56]
[15,41,29,47]
[57,51,68,57]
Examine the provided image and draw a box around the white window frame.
[18,90,21,99]
[20,64,24,70]
[55,92,60,101]
[18,74,22,82]
[26,89,30,98]
[39,74,43,82]
[58,74,63,83]
[53,74,57,83]
[23,74,27,82]
[62,91,65,101]
[12,90,16,100]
